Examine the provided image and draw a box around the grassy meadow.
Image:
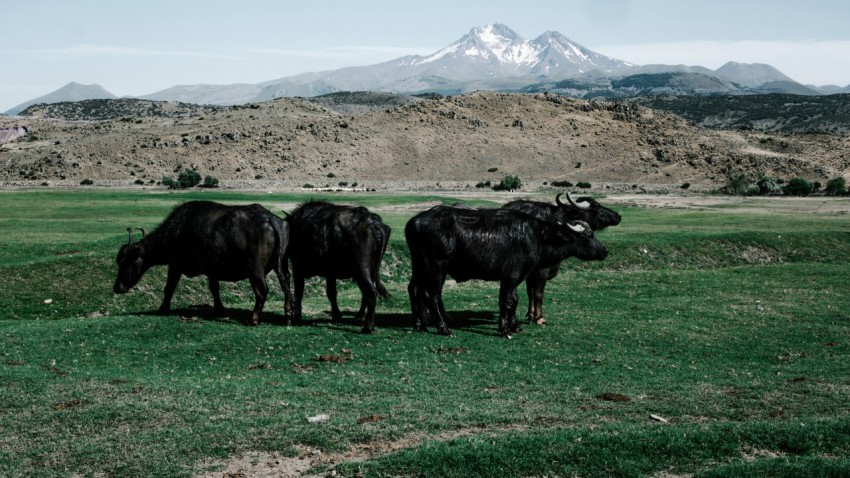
[0,189,849,477]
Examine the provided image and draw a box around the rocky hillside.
[1,92,847,191]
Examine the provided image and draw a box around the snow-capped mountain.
[254,24,633,100]
[6,24,832,114]
[405,24,632,78]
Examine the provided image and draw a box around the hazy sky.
[2,0,850,112]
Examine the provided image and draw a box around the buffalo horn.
[567,221,590,234]
[565,192,591,210]
[135,227,147,240]
[555,193,565,207]
[126,227,133,244]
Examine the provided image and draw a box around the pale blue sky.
[2,0,850,111]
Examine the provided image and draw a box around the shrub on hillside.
[576,181,592,189]
[492,175,522,191]
[723,171,751,196]
[162,169,202,189]
[551,180,573,188]
[783,177,814,196]
[202,175,220,188]
[825,177,847,196]
[757,173,782,195]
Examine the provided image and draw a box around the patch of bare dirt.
[195,426,528,478]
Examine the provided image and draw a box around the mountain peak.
[410,23,628,77]
[4,82,116,115]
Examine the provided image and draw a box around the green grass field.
[1,189,848,477]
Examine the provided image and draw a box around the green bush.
[79,179,94,186]
[783,177,814,196]
[162,169,202,189]
[551,180,573,187]
[302,183,315,189]
[824,177,846,196]
[723,171,751,196]
[202,175,219,188]
[680,182,691,190]
[161,176,177,189]
[757,173,781,195]
[492,175,522,191]
[576,181,592,189]
[475,180,491,189]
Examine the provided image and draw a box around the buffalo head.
[561,220,608,261]
[113,227,148,294]
[556,192,622,231]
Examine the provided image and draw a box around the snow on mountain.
[409,24,631,77]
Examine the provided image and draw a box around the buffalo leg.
[525,269,548,324]
[424,273,451,335]
[292,272,305,322]
[248,276,269,326]
[508,287,522,334]
[158,266,181,314]
[408,278,427,332]
[325,278,342,321]
[274,260,295,325]
[353,269,377,334]
[498,281,521,336]
[208,278,225,315]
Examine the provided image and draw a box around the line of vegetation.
[722,171,848,196]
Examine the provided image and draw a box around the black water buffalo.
[503,193,621,324]
[405,205,608,336]
[113,201,293,325]
[285,201,390,333]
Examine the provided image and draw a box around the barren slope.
[1,92,847,190]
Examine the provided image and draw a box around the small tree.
[757,173,781,196]
[723,171,751,196]
[161,176,178,189]
[177,169,201,188]
[162,169,202,189]
[825,177,847,196]
[492,175,522,191]
[576,181,592,189]
[202,175,220,188]
[783,177,814,196]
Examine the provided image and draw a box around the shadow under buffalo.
[133,306,501,334]
[320,309,498,335]
[133,304,300,327]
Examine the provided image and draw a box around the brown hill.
[1,92,848,191]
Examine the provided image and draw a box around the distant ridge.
[5,82,116,115]
[6,25,849,111]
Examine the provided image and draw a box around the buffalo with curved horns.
[405,205,608,336]
[113,201,294,325]
[503,192,621,324]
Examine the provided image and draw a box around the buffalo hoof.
[360,326,374,334]
[535,318,546,325]
[437,327,453,336]
[510,324,523,334]
[156,306,171,316]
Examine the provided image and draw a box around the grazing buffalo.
[285,201,390,333]
[113,201,293,325]
[405,205,608,336]
[503,193,621,324]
